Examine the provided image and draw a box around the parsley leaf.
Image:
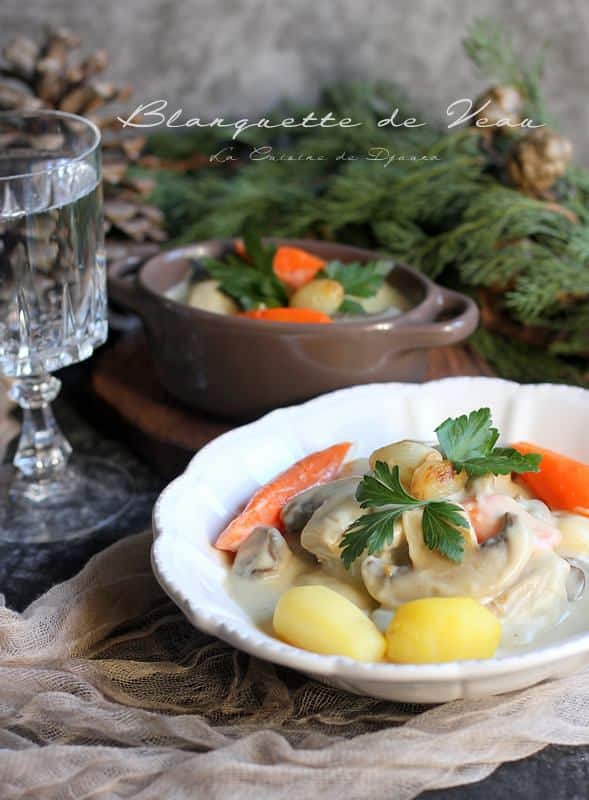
[356,460,417,507]
[340,508,402,567]
[422,505,466,562]
[338,298,366,315]
[339,462,468,569]
[200,229,288,310]
[454,447,542,477]
[340,408,541,569]
[436,408,498,462]
[242,228,275,275]
[322,260,392,298]
[435,407,542,476]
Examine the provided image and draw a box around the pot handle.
[107,255,151,317]
[409,287,479,347]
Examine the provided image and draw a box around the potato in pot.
[289,279,345,316]
[350,282,407,314]
[187,279,239,315]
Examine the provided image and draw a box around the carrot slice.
[234,239,248,260]
[240,307,332,323]
[273,246,326,290]
[215,442,352,551]
[513,442,589,516]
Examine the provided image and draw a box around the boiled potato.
[386,597,501,663]
[290,279,344,316]
[555,513,589,556]
[187,279,239,315]
[369,440,438,488]
[273,585,386,661]
[350,283,407,314]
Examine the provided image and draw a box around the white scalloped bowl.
[152,378,589,703]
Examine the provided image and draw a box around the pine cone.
[507,128,573,196]
[0,28,127,114]
[472,85,523,129]
[0,27,167,246]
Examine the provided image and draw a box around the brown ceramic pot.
[108,239,479,419]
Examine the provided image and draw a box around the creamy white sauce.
[226,553,374,634]
[496,570,589,655]
[224,461,589,661]
[227,557,589,656]
[226,554,307,636]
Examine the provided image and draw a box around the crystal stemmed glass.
[0,110,133,542]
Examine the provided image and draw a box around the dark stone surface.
[423,745,589,800]
[0,397,162,611]
[2,395,589,798]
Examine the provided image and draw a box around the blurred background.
[2,0,588,161]
[2,0,588,398]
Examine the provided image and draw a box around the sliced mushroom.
[281,477,360,536]
[232,526,292,578]
[361,512,534,608]
[300,481,369,581]
[402,507,477,571]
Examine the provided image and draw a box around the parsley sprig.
[435,407,542,477]
[339,408,542,569]
[340,462,468,569]
[200,230,288,310]
[321,259,392,314]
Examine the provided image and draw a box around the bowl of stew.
[108,238,478,419]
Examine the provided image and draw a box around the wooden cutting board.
[90,328,494,479]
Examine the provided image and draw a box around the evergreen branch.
[463,18,523,87]
[463,17,550,123]
[144,70,589,382]
[506,259,589,322]
[470,328,589,387]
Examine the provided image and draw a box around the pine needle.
[463,17,550,123]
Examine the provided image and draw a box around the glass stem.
[10,375,72,482]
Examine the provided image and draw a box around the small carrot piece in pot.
[240,307,332,323]
[273,246,326,290]
[215,442,352,551]
[513,442,589,517]
[234,239,248,260]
